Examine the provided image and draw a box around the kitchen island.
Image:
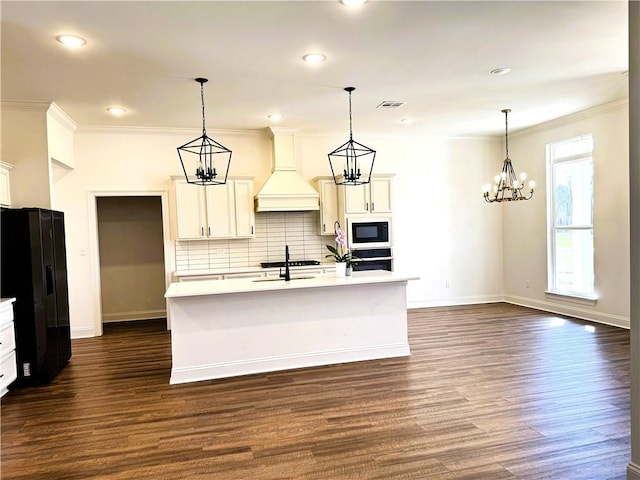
[165,271,418,384]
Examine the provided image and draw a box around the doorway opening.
[88,190,173,337]
[96,196,166,330]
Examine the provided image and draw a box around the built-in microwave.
[347,216,391,249]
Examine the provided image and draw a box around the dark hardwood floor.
[0,303,630,479]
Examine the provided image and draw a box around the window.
[547,134,594,298]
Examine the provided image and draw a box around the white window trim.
[546,134,595,301]
[544,290,598,306]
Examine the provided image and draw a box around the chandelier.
[177,78,232,186]
[328,87,376,186]
[483,108,535,202]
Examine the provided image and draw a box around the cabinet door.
[343,184,369,214]
[318,179,339,235]
[175,181,207,239]
[0,166,11,207]
[370,177,393,213]
[233,180,255,238]
[205,183,235,238]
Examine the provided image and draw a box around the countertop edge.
[166,272,419,298]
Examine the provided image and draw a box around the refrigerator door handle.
[45,265,54,295]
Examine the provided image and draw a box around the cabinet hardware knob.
[371,202,375,212]
[201,227,204,236]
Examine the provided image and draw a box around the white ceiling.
[1,0,629,138]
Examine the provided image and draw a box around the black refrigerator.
[0,207,72,385]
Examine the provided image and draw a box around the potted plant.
[326,229,358,277]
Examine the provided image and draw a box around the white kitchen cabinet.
[314,177,339,235]
[222,272,262,280]
[339,174,394,215]
[174,178,254,240]
[205,183,235,238]
[0,298,17,398]
[0,162,13,207]
[233,179,255,238]
[178,274,223,282]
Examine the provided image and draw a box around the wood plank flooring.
[0,303,630,479]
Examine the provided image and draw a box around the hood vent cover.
[254,128,320,212]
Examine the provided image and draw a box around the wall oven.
[347,216,391,249]
[351,248,393,272]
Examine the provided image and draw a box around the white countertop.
[165,270,419,298]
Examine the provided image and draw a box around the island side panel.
[168,281,410,384]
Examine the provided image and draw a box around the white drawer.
[0,350,17,395]
[0,322,16,357]
[0,301,14,326]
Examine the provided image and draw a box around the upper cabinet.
[233,179,256,238]
[173,178,254,240]
[0,162,13,207]
[314,177,339,236]
[338,174,394,215]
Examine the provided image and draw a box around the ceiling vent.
[376,101,405,110]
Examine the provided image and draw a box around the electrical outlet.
[445,280,451,288]
[525,280,530,288]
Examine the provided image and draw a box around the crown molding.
[1,100,51,112]
[75,124,268,138]
[510,98,629,138]
[47,102,77,132]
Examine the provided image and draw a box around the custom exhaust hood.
[254,127,320,212]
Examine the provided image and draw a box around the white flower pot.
[335,262,346,277]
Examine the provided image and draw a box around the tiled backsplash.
[175,211,326,273]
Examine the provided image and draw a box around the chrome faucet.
[280,245,291,281]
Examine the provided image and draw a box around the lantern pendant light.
[483,108,535,203]
[328,87,376,186]
[177,77,232,186]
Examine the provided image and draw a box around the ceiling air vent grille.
[376,101,405,110]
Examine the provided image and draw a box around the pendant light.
[328,87,376,186]
[177,78,232,186]
[483,108,535,202]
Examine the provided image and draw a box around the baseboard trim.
[102,309,166,323]
[408,294,504,309]
[71,326,95,339]
[170,343,411,385]
[504,294,629,329]
[627,462,640,480]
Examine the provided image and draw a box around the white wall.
[297,134,505,308]
[46,102,76,169]
[1,103,52,208]
[503,101,630,328]
[54,127,271,337]
[7,100,628,337]
[50,126,504,337]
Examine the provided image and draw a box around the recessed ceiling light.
[107,106,126,116]
[268,114,283,121]
[303,53,326,64]
[340,0,368,5]
[490,67,511,76]
[56,34,86,47]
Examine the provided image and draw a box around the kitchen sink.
[252,276,315,282]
